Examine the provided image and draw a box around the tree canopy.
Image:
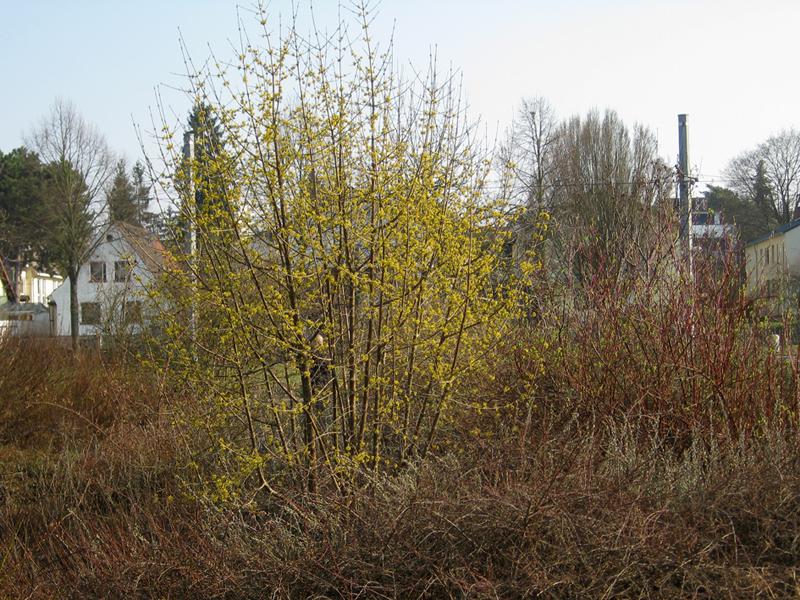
[0,147,52,299]
[107,159,139,224]
[500,103,672,281]
[25,99,114,348]
[726,129,800,224]
[704,184,776,243]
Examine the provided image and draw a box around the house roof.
[0,301,49,317]
[746,219,800,247]
[109,221,169,275]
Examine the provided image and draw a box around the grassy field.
[1,326,799,598]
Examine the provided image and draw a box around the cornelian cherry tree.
[151,4,532,499]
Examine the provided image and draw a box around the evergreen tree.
[725,130,800,224]
[187,102,226,216]
[131,160,151,219]
[0,147,52,300]
[753,160,777,220]
[107,159,139,224]
[704,185,776,243]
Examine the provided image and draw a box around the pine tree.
[0,147,52,300]
[107,159,139,224]
[753,160,778,221]
[187,102,226,216]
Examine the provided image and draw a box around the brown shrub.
[3,421,800,599]
[2,219,800,598]
[526,225,798,447]
[0,337,162,449]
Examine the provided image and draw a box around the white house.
[19,266,63,305]
[0,301,53,337]
[50,222,167,337]
[744,219,800,319]
[0,265,63,337]
[1,264,63,305]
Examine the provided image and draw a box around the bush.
[532,217,796,446]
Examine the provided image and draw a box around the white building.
[0,264,62,337]
[1,264,63,305]
[691,210,736,242]
[0,301,53,337]
[18,265,63,305]
[50,222,167,337]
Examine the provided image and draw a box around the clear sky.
[2,0,799,189]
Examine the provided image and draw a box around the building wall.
[784,226,800,279]
[19,266,63,304]
[0,313,50,337]
[50,228,154,337]
[745,227,800,318]
[746,235,786,296]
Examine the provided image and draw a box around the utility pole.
[183,131,196,257]
[182,131,196,343]
[677,114,694,276]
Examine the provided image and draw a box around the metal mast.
[678,114,693,275]
[182,131,196,343]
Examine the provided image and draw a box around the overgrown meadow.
[2,4,800,598]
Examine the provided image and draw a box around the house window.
[114,260,133,282]
[124,301,142,323]
[80,302,101,325]
[90,261,106,283]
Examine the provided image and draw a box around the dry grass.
[3,418,799,598]
[2,241,800,600]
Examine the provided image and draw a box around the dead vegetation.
[1,239,800,598]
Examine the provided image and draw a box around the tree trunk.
[69,269,79,351]
[298,356,317,494]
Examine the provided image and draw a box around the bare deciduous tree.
[499,97,559,210]
[726,129,800,224]
[500,104,671,278]
[548,109,671,281]
[497,97,559,257]
[26,99,114,349]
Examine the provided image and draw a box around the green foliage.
[186,102,226,218]
[106,159,154,227]
[107,159,139,224]
[725,130,800,224]
[0,147,52,297]
[42,159,95,278]
[704,184,776,243]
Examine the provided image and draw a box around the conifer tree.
[753,160,776,220]
[107,159,139,224]
[131,160,152,219]
[0,147,52,300]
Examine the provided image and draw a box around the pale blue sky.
[2,0,799,186]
